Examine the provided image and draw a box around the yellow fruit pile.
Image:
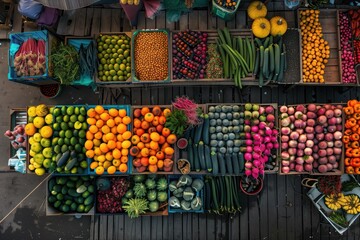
[86,105,131,175]
[26,104,53,176]
[300,9,330,83]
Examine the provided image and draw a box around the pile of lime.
[48,176,95,213]
[52,106,88,174]
[97,34,132,82]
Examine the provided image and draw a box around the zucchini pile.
[48,176,95,214]
[205,176,241,214]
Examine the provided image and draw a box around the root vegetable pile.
[134,32,168,81]
[299,10,330,83]
[339,12,357,84]
[172,30,208,79]
[14,38,46,77]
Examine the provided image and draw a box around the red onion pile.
[280,104,343,174]
[96,177,129,213]
[339,12,357,84]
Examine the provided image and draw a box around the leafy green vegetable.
[165,109,188,136]
[51,43,80,85]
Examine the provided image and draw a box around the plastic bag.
[18,0,44,20]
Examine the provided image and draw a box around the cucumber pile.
[254,35,287,86]
[48,176,95,214]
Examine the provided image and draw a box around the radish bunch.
[242,104,279,178]
[339,12,357,84]
[280,104,343,174]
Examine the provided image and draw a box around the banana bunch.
[120,0,140,5]
[342,194,360,215]
[324,193,346,211]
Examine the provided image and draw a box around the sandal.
[301,177,318,188]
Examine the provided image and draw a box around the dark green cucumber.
[254,38,263,47]
[202,114,210,145]
[64,158,77,171]
[55,153,62,163]
[218,153,226,175]
[238,152,245,173]
[48,178,56,192]
[187,139,194,171]
[84,195,94,206]
[263,37,270,48]
[210,178,219,212]
[198,141,206,171]
[194,144,200,172]
[274,43,281,78]
[194,116,204,144]
[232,153,240,175]
[254,48,260,75]
[263,48,269,79]
[225,153,233,174]
[204,144,212,172]
[211,151,219,175]
[57,151,70,167]
[205,181,211,210]
[68,188,80,197]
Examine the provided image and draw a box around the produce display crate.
[94,32,133,85]
[211,0,240,21]
[297,9,342,85]
[8,30,59,86]
[46,175,95,216]
[278,103,345,176]
[207,103,279,175]
[336,10,360,85]
[64,36,97,86]
[131,105,174,174]
[173,104,208,175]
[168,175,205,213]
[307,174,360,235]
[9,108,27,159]
[86,105,132,175]
[170,29,256,84]
[51,105,90,176]
[131,29,171,83]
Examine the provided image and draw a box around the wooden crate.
[130,105,174,174]
[278,103,345,175]
[170,29,255,85]
[94,32,132,85]
[337,10,360,85]
[297,9,342,85]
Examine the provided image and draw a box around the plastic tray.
[86,105,132,175]
[168,175,205,213]
[131,29,171,83]
[307,174,360,235]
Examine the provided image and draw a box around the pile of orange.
[130,106,175,173]
[86,105,131,175]
[299,9,330,83]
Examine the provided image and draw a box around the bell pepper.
[346,148,354,157]
[352,158,360,167]
[343,135,350,143]
[352,141,360,149]
[346,118,357,128]
[345,129,353,136]
[351,133,360,141]
[354,113,360,120]
[354,104,360,113]
[352,149,360,157]
[344,106,354,115]
[355,167,360,174]
[352,125,359,133]
[345,157,352,166]
[348,99,358,107]
[347,166,355,174]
